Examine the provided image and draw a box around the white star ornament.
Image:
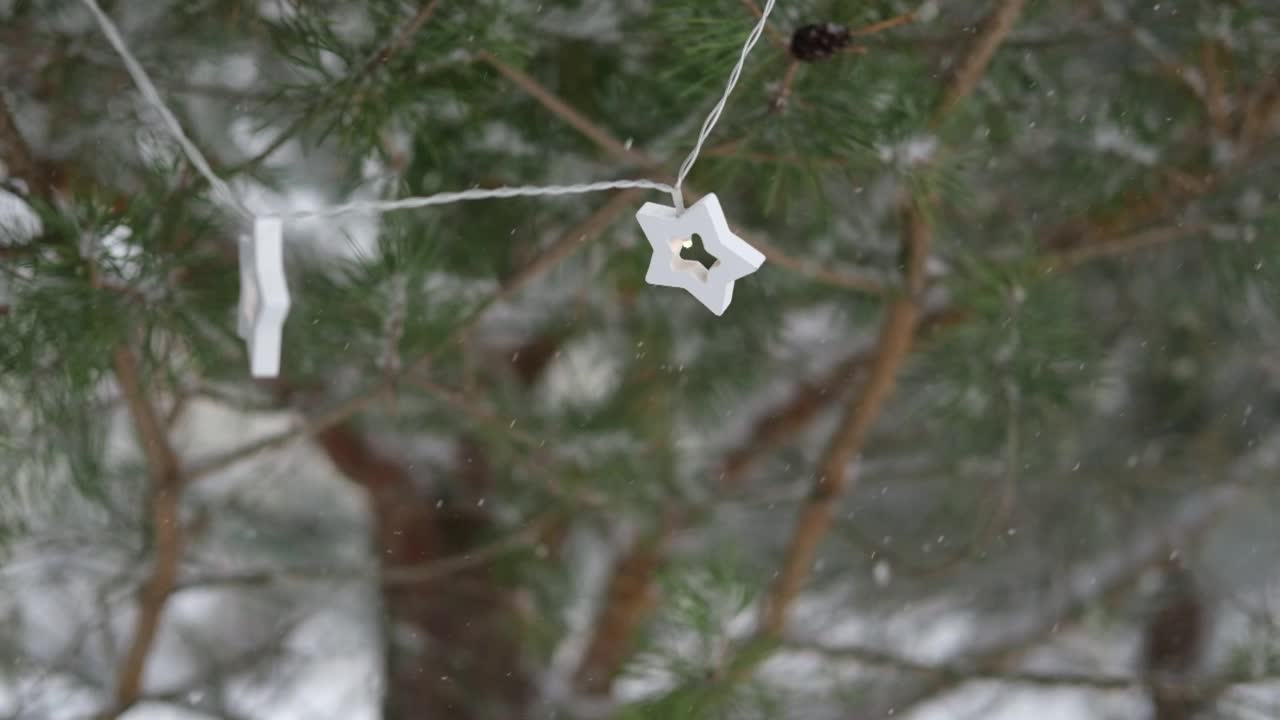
[634,193,765,316]
[238,216,291,378]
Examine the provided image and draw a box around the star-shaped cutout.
[635,193,765,315]
[238,216,290,378]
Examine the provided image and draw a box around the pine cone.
[790,23,852,62]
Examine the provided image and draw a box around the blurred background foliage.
[2,0,1280,719]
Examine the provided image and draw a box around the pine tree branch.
[617,475,1245,719]
[1044,222,1211,271]
[759,203,931,638]
[760,0,1030,642]
[769,5,919,113]
[1201,41,1232,138]
[1238,73,1280,149]
[381,513,554,585]
[870,479,1245,718]
[719,307,965,487]
[221,1,449,178]
[563,0,1036,672]
[1044,81,1278,258]
[477,51,650,166]
[720,355,871,487]
[4,85,184,720]
[793,643,1280,698]
[851,9,921,37]
[407,375,545,450]
[570,224,956,700]
[477,51,887,295]
[743,232,888,294]
[1094,0,1209,106]
[405,373,608,508]
[440,186,645,345]
[363,0,444,74]
[932,0,1030,122]
[102,345,185,719]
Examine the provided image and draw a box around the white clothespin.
[635,193,765,316]
[237,216,290,377]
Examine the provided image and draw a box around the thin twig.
[850,9,919,37]
[785,641,1138,689]
[407,372,612,510]
[407,374,545,451]
[1201,40,1232,138]
[1096,1,1207,105]
[226,1,448,177]
[719,307,965,487]
[478,51,886,296]
[701,141,840,167]
[477,51,650,166]
[362,0,444,74]
[770,60,801,113]
[177,513,557,590]
[379,273,410,390]
[163,390,190,429]
[440,187,644,345]
[744,234,888,294]
[721,354,871,486]
[382,514,554,585]
[1238,74,1280,149]
[185,391,381,480]
[739,0,789,51]
[104,345,185,719]
[1045,222,1210,270]
[932,0,1030,122]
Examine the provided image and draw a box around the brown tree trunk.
[317,424,530,720]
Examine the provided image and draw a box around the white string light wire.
[671,0,777,210]
[286,179,674,220]
[81,0,775,221]
[81,0,251,220]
